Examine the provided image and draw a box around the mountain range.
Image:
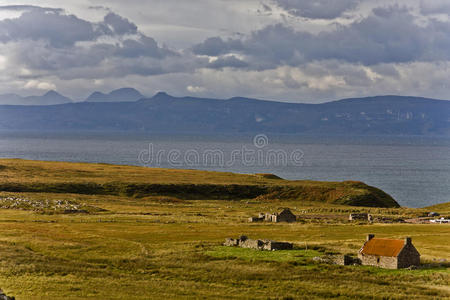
[0,90,72,106]
[0,91,448,136]
[0,88,143,105]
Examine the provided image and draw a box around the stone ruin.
[349,213,373,222]
[224,235,293,251]
[313,255,361,266]
[249,208,297,223]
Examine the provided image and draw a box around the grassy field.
[0,160,448,299]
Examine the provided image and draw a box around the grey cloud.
[0,10,98,47]
[193,6,450,68]
[273,0,361,19]
[192,37,243,56]
[262,4,272,12]
[115,35,175,58]
[371,64,400,79]
[0,9,138,48]
[103,12,138,35]
[0,6,187,82]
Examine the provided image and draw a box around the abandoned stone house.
[249,208,296,223]
[358,234,420,269]
[349,213,372,222]
[224,235,293,251]
[271,208,297,222]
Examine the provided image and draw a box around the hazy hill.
[0,93,448,136]
[0,90,72,105]
[85,88,143,102]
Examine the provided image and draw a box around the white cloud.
[187,85,206,93]
[0,55,6,70]
[24,80,56,90]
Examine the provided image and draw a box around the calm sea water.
[0,131,449,208]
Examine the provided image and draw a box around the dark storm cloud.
[273,0,361,19]
[193,6,450,68]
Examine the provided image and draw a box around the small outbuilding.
[358,234,420,269]
[249,208,297,223]
[267,208,296,223]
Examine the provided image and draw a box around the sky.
[1,0,450,102]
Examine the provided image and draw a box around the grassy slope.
[0,159,399,208]
[0,159,448,299]
[425,202,450,215]
[0,193,447,299]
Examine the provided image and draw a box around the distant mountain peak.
[19,90,72,105]
[90,91,106,96]
[111,87,140,93]
[85,87,143,102]
[150,92,176,101]
[154,91,170,97]
[43,90,63,97]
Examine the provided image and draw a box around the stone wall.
[223,238,239,247]
[349,213,369,221]
[333,255,358,266]
[248,216,264,222]
[264,241,293,251]
[224,236,293,251]
[397,244,420,268]
[358,254,398,269]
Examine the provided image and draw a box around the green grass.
[0,160,447,299]
[206,246,322,263]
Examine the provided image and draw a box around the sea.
[0,131,449,208]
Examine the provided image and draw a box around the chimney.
[404,237,412,245]
[367,234,375,241]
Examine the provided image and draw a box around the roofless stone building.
[358,234,420,269]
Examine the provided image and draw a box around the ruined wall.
[224,237,293,251]
[223,238,239,247]
[349,213,369,221]
[333,255,356,266]
[263,241,293,251]
[240,239,263,249]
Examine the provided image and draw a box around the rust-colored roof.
[360,238,405,257]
